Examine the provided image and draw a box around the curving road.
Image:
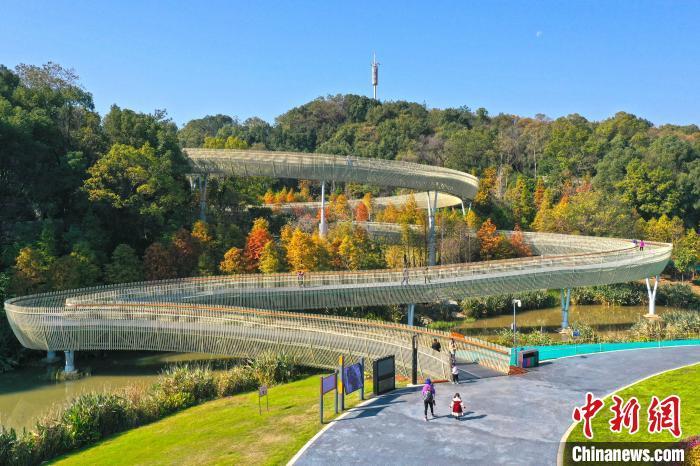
[292,346,700,465]
[4,149,672,377]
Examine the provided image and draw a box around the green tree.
[258,241,285,273]
[619,159,682,219]
[105,244,144,284]
[178,114,235,147]
[83,143,189,240]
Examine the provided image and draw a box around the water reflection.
[0,352,234,430]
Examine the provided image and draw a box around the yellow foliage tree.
[219,247,245,274]
[191,220,213,245]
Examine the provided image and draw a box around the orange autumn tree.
[355,202,369,222]
[244,218,273,270]
[510,224,532,257]
[477,218,501,260]
[171,228,199,277]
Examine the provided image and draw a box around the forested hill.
[2,62,699,293]
[182,93,700,227]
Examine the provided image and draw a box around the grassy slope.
[567,363,700,443]
[52,375,370,466]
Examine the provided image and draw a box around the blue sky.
[2,1,699,126]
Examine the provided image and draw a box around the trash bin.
[517,349,539,368]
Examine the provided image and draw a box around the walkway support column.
[64,350,76,373]
[560,288,571,330]
[319,181,328,238]
[199,175,208,222]
[407,303,415,327]
[645,275,660,318]
[45,351,59,363]
[427,191,438,266]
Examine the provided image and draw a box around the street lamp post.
[512,299,522,348]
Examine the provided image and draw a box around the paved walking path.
[293,346,700,465]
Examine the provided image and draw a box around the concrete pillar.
[645,275,659,318]
[319,181,328,237]
[407,303,415,327]
[64,350,76,373]
[427,191,438,266]
[561,288,571,330]
[199,175,208,222]
[45,351,59,363]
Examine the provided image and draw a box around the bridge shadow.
[335,390,412,420]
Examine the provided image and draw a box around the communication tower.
[371,53,379,99]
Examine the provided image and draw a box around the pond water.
[458,304,675,337]
[0,352,235,431]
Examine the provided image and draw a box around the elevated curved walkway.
[263,192,465,213]
[4,149,672,378]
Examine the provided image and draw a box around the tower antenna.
[371,53,380,99]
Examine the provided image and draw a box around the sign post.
[320,371,338,424]
[258,385,268,415]
[339,355,345,411]
[360,357,365,401]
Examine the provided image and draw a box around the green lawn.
[52,375,371,466]
[567,363,700,444]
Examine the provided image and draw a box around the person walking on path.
[422,378,436,421]
[450,393,465,418]
[449,338,457,356]
[451,364,460,384]
[431,338,442,352]
[632,239,638,249]
[401,267,409,285]
[297,270,305,287]
[639,239,645,251]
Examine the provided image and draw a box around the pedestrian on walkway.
[449,338,457,356]
[450,393,465,418]
[422,378,436,421]
[632,239,638,249]
[431,338,442,352]
[451,364,460,384]
[297,270,305,287]
[424,266,430,284]
[639,239,645,251]
[401,267,409,285]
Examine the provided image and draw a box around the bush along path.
[0,352,301,466]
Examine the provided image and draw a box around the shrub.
[427,320,459,331]
[658,284,700,310]
[248,351,299,386]
[0,355,303,465]
[629,310,700,341]
[215,366,257,397]
[571,283,645,306]
[460,290,556,318]
[150,365,216,415]
[493,328,554,347]
[60,393,129,448]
